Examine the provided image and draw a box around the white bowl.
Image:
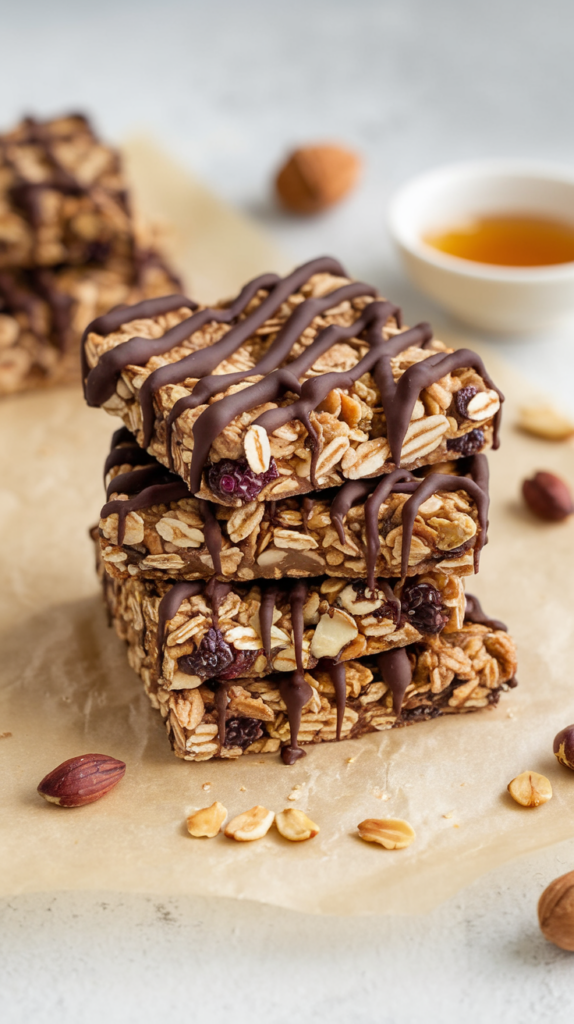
[388,160,574,333]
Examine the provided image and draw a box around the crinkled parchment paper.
[1,140,574,915]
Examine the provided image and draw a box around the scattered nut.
[553,725,574,771]
[276,808,320,842]
[357,818,416,849]
[186,801,227,838]
[224,805,275,842]
[37,753,126,808]
[522,471,574,522]
[538,870,574,950]
[507,770,553,807]
[276,143,361,214]
[518,403,574,441]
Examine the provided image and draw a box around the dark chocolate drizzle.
[83,256,502,498]
[327,661,347,741]
[464,594,507,632]
[280,581,312,765]
[377,648,413,716]
[156,581,204,676]
[214,682,229,746]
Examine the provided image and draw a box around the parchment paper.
[1,140,574,916]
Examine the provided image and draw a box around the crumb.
[442,812,453,819]
[507,711,515,719]
[453,824,460,829]
[287,786,302,801]
[239,785,246,792]
[0,731,12,739]
[202,782,211,791]
[346,757,355,764]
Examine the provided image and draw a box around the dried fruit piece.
[553,725,574,770]
[522,471,574,522]
[207,457,279,504]
[538,870,574,950]
[178,627,234,679]
[186,801,227,838]
[37,753,126,808]
[518,403,574,441]
[446,428,485,457]
[401,581,448,634]
[507,770,552,807]
[357,818,416,849]
[276,808,319,842]
[455,386,478,418]
[276,144,361,215]
[224,717,264,749]
[224,805,275,841]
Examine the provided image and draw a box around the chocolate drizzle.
[332,454,490,590]
[464,594,507,632]
[83,256,502,498]
[377,648,413,716]
[280,581,312,765]
[327,661,347,741]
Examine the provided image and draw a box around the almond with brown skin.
[553,726,574,771]
[276,144,361,214]
[522,471,574,522]
[37,753,126,807]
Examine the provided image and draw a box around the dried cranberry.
[447,428,484,457]
[401,581,449,634]
[178,627,234,679]
[224,717,264,749]
[207,457,279,503]
[217,648,262,680]
[454,386,478,418]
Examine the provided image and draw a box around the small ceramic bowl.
[388,160,574,333]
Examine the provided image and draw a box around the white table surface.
[2,1,574,1021]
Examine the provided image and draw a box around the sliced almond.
[276,808,320,842]
[507,771,553,807]
[186,801,228,838]
[244,424,271,473]
[310,607,358,659]
[357,817,416,849]
[466,389,500,422]
[224,805,275,841]
[518,403,574,441]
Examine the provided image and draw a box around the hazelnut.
[522,471,574,522]
[275,144,361,215]
[507,770,553,807]
[553,725,574,771]
[538,870,574,950]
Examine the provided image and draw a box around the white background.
[2,1,574,1020]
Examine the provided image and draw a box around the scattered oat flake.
[346,757,355,764]
[202,783,211,791]
[287,789,301,801]
[443,812,453,819]
[239,786,246,792]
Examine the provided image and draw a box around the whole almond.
[37,753,126,808]
[538,870,574,950]
[518,403,574,441]
[522,471,574,522]
[276,144,361,214]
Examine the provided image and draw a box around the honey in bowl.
[424,214,574,267]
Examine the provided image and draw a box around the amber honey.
[424,214,574,267]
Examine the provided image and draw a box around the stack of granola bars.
[84,256,517,764]
[0,113,180,395]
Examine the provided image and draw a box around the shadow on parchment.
[0,593,172,777]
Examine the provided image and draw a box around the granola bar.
[100,428,489,585]
[82,257,503,506]
[0,251,181,395]
[0,113,134,269]
[99,564,516,764]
